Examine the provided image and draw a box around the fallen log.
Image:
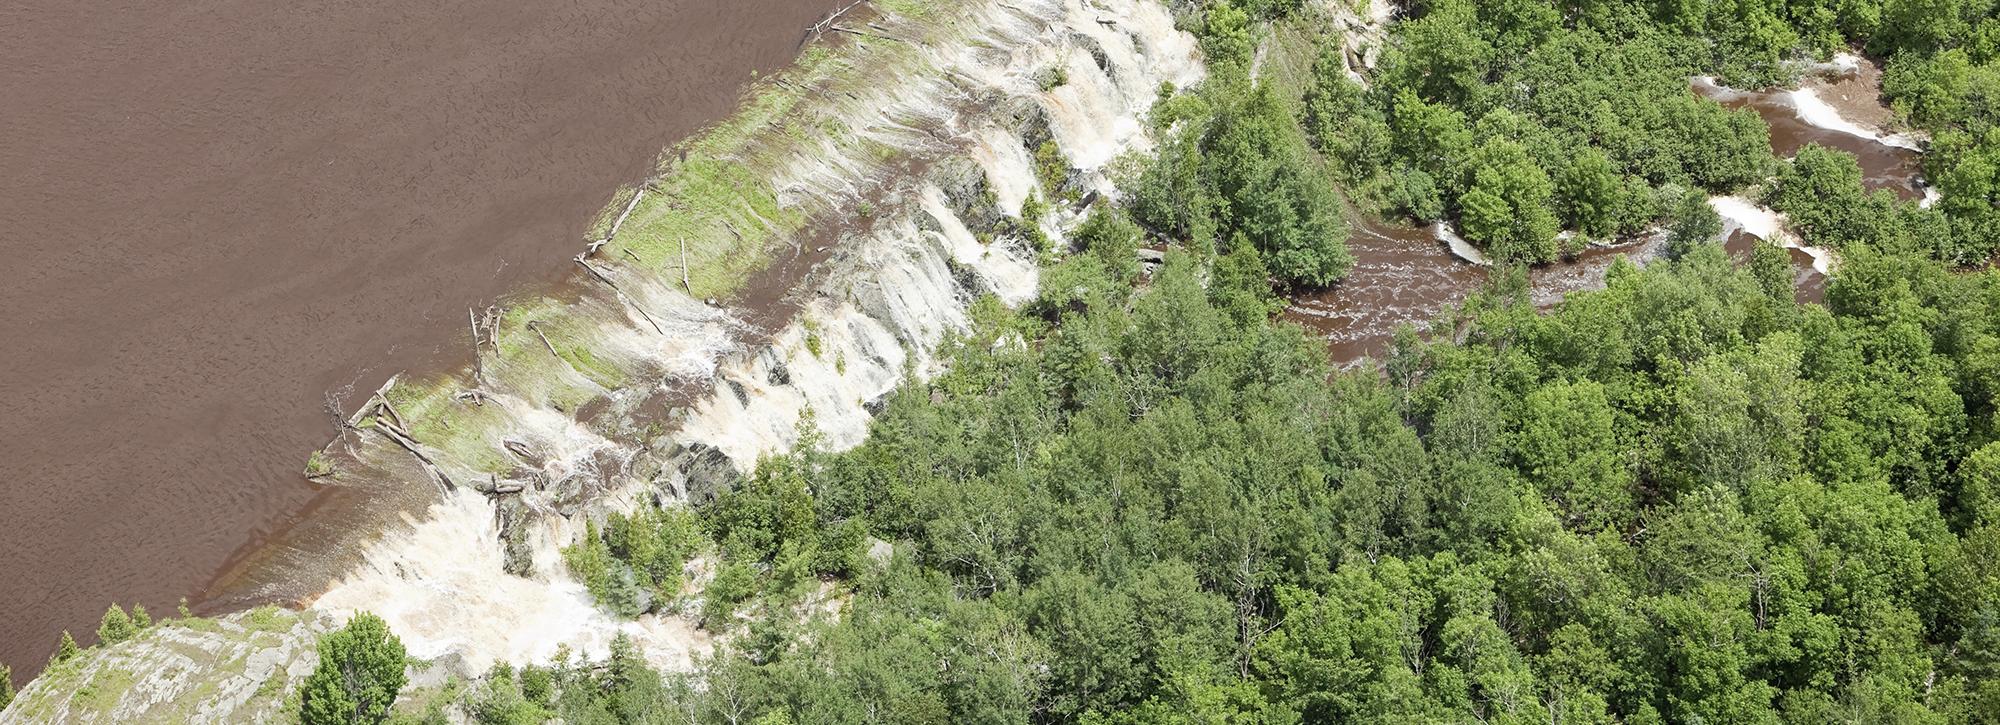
[371,390,408,432]
[575,257,668,335]
[373,419,454,493]
[804,0,869,47]
[526,321,561,358]
[679,238,693,292]
[345,374,403,430]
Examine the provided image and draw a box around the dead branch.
[575,256,668,335]
[468,308,485,382]
[483,306,503,351]
[679,238,694,292]
[371,389,408,432]
[526,321,561,358]
[831,25,908,43]
[346,374,402,429]
[372,418,454,493]
[589,189,647,254]
[805,0,869,47]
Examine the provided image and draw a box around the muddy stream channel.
[1285,57,1928,365]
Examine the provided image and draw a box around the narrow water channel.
[1287,58,1922,366]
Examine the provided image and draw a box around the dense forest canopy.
[520,239,2000,723]
[1286,0,2000,267]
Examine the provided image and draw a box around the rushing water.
[1691,75,1925,200]
[1287,57,1923,366]
[269,0,1197,675]
[0,0,855,675]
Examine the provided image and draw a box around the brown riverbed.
[0,0,850,675]
[1288,58,1921,366]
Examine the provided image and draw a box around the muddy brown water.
[1691,75,1925,201]
[0,0,853,677]
[1288,63,1920,366]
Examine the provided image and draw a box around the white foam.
[1708,195,1836,275]
[1435,222,1491,266]
[312,494,707,673]
[968,126,1041,217]
[1788,88,1923,151]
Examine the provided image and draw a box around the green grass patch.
[71,667,135,713]
[608,158,804,300]
[244,606,294,634]
[173,616,220,634]
[875,0,937,19]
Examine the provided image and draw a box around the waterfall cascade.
[2,1,1203,720]
[310,0,1202,677]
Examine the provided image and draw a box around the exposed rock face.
[1,609,333,724]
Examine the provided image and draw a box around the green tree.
[1460,137,1559,262]
[0,662,13,712]
[1387,0,1495,106]
[1515,380,1635,530]
[1200,1,1255,71]
[96,604,137,645]
[1207,85,1352,286]
[300,613,407,725]
[1767,144,1869,247]
[51,631,78,665]
[1667,189,1724,259]
[1557,149,1623,239]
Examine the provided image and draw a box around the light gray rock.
[1,608,333,724]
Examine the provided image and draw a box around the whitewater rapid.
[306,0,1204,674]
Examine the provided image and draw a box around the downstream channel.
[1286,57,1927,366]
[0,0,851,674]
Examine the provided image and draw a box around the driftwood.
[830,25,909,43]
[679,238,693,292]
[804,0,869,47]
[373,418,454,493]
[371,390,408,432]
[503,439,542,467]
[468,308,485,382]
[345,374,403,429]
[526,321,561,358]
[575,257,668,335]
[483,306,502,351]
[590,189,646,254]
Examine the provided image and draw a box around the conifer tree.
[52,631,79,665]
[96,604,137,645]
